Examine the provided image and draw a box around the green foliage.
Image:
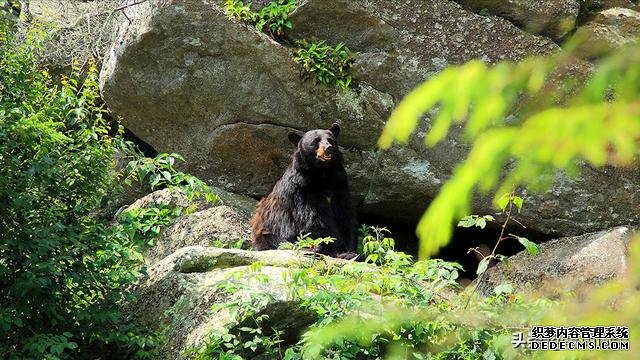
[289,235,517,359]
[360,226,399,265]
[193,229,517,359]
[278,233,336,251]
[457,215,495,229]
[311,236,640,360]
[461,192,538,277]
[294,40,358,89]
[195,227,630,359]
[0,22,160,358]
[223,0,255,23]
[0,21,215,359]
[378,41,640,258]
[124,152,220,203]
[224,0,296,38]
[256,0,296,37]
[116,204,183,247]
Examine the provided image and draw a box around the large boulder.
[453,0,580,40]
[572,7,640,59]
[126,246,338,359]
[582,0,640,12]
[475,226,635,296]
[123,188,257,264]
[100,0,640,240]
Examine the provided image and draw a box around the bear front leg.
[330,187,358,253]
[293,199,343,255]
[307,216,343,255]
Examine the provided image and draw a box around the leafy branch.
[459,192,538,279]
[123,152,220,203]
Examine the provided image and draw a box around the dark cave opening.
[105,110,159,158]
[357,210,553,282]
[122,127,158,158]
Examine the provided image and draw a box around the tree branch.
[58,0,148,31]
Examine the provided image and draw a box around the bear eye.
[314,137,321,143]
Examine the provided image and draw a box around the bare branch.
[58,0,147,32]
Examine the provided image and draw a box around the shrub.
[224,0,296,39]
[223,0,256,24]
[294,40,358,89]
[123,152,219,203]
[255,0,296,38]
[0,20,168,359]
[189,229,527,359]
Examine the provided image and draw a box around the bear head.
[288,123,342,168]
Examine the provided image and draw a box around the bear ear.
[328,123,340,137]
[288,130,304,145]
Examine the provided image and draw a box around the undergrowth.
[187,227,551,359]
[0,20,217,359]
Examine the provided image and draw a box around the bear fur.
[250,123,357,258]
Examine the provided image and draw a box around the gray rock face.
[100,0,640,239]
[582,0,640,12]
[454,0,580,40]
[127,245,340,359]
[572,7,640,59]
[124,188,257,264]
[476,226,634,296]
[290,0,558,99]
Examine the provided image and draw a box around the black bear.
[250,123,358,258]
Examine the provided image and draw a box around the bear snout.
[323,144,334,155]
[316,144,334,161]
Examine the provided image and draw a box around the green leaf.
[457,215,478,228]
[512,196,523,210]
[283,348,299,360]
[483,349,497,360]
[482,215,496,222]
[496,194,510,211]
[149,173,161,188]
[458,215,492,229]
[476,257,490,275]
[512,234,539,256]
